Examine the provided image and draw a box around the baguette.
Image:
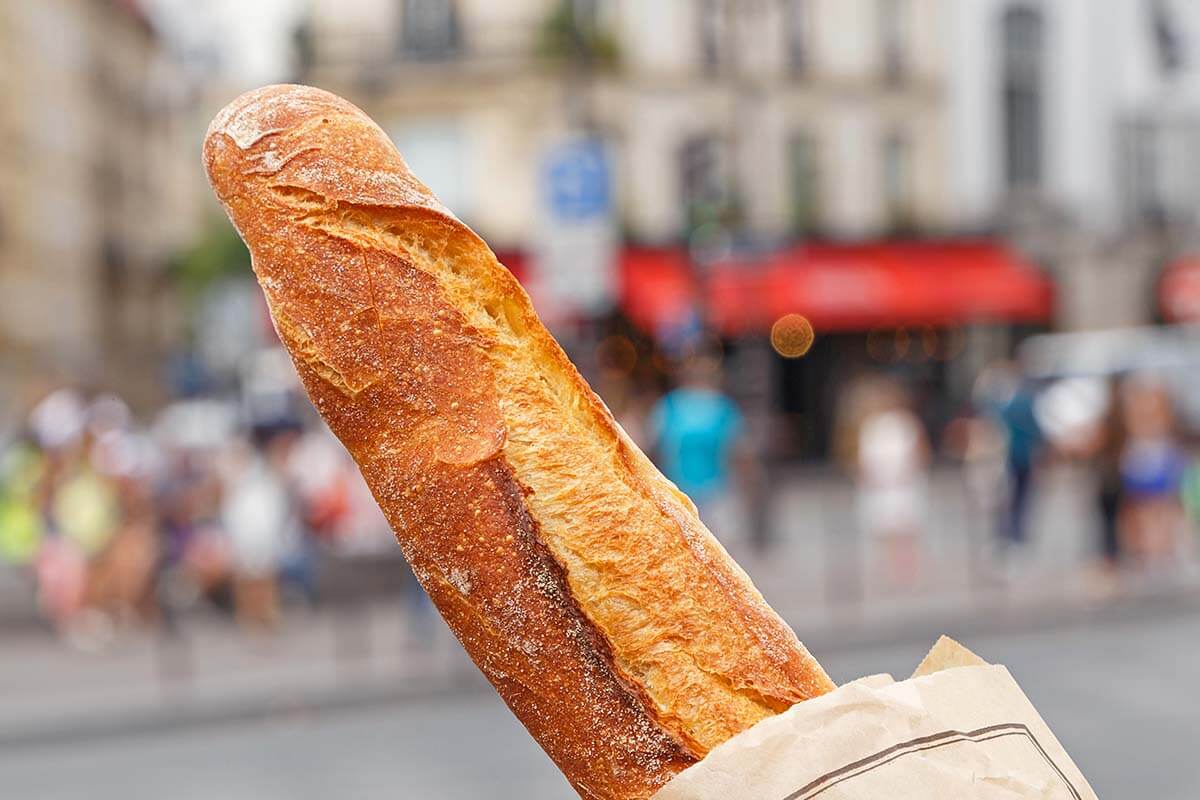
[204,84,833,800]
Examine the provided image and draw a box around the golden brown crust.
[204,84,834,800]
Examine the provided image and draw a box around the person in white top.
[856,403,930,591]
[220,429,300,629]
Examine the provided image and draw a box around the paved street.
[2,604,1196,800]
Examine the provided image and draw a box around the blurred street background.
[3,0,1200,797]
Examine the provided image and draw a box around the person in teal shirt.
[648,354,745,507]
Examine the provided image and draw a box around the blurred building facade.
[949,0,1200,329]
[300,0,951,248]
[296,0,1036,459]
[0,0,185,407]
[7,0,1200,457]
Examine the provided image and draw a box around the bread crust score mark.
[204,84,834,800]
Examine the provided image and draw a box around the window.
[1118,120,1163,223]
[788,133,821,233]
[680,134,727,230]
[879,0,905,83]
[1148,0,1183,75]
[392,121,471,218]
[400,0,460,61]
[698,0,724,74]
[882,131,913,228]
[571,0,601,34]
[1000,6,1044,188]
[784,0,813,76]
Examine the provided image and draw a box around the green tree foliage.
[537,1,620,70]
[171,220,250,300]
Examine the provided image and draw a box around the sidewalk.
[0,602,485,748]
[3,464,1198,747]
[6,577,1198,750]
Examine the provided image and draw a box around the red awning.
[529,240,1053,337]
[618,247,698,335]
[708,241,1054,335]
[493,249,529,284]
[1161,257,1200,322]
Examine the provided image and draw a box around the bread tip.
[204,84,341,198]
[204,83,349,155]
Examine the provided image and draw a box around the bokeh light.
[770,314,815,358]
[920,326,938,359]
[595,335,638,376]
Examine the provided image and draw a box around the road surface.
[1,605,1195,799]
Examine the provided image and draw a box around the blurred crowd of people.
[595,330,1197,599]
[0,367,392,649]
[859,361,1200,590]
[975,366,1200,576]
[5,338,1200,648]
[623,343,1200,594]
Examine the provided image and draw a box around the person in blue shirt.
[999,378,1042,547]
[648,351,747,535]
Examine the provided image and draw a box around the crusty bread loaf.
[204,84,833,800]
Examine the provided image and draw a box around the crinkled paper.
[655,637,1097,800]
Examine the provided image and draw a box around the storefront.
[617,241,1055,459]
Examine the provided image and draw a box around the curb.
[3,582,1198,750]
[0,669,489,752]
[794,581,1200,653]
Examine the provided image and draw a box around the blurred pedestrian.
[976,361,1043,556]
[854,393,930,590]
[156,444,229,626]
[0,434,47,569]
[26,388,124,647]
[999,376,1042,551]
[1094,378,1126,572]
[219,426,301,630]
[1118,376,1187,569]
[648,347,749,543]
[84,474,158,628]
[277,427,329,605]
[81,397,161,628]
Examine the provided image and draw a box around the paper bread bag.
[655,637,1098,799]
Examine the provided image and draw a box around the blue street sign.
[541,138,611,221]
